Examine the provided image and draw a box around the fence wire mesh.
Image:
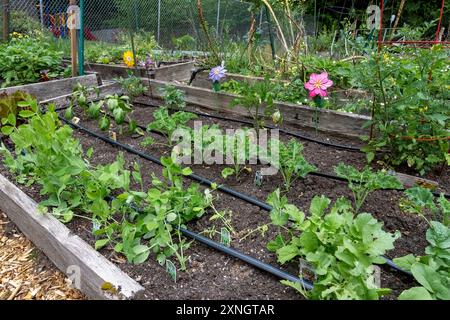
[2,0,282,49]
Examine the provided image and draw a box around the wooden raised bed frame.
[0,77,144,299]
[0,173,143,299]
[144,78,371,138]
[76,61,195,82]
[0,73,101,103]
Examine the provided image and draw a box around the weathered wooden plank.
[76,60,194,82]
[154,61,195,82]
[0,74,100,102]
[82,62,152,80]
[395,172,439,189]
[0,174,144,300]
[144,79,370,138]
[191,70,274,89]
[40,83,123,108]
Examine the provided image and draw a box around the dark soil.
[1,95,445,299]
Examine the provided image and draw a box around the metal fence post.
[39,0,44,30]
[157,0,161,43]
[216,0,220,37]
[2,0,9,42]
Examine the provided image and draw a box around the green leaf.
[276,245,299,264]
[410,263,446,295]
[1,125,14,135]
[310,195,330,217]
[133,244,150,255]
[95,238,110,250]
[398,287,433,300]
[86,147,94,159]
[166,212,177,222]
[267,234,285,252]
[18,110,35,118]
[221,167,235,179]
[181,167,193,176]
[393,254,417,272]
[366,152,375,163]
[157,253,166,266]
[133,250,150,264]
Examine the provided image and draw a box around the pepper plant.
[147,107,197,146]
[334,163,403,213]
[230,76,274,139]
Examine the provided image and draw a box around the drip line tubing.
[58,115,416,277]
[137,98,363,152]
[103,195,314,290]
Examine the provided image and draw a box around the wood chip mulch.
[0,211,85,300]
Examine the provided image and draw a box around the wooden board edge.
[144,79,370,138]
[0,74,99,102]
[0,173,144,300]
[40,83,123,108]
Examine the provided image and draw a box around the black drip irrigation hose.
[138,98,363,152]
[94,104,450,201]
[103,195,314,290]
[178,228,314,290]
[57,115,414,277]
[59,115,272,211]
[188,67,210,86]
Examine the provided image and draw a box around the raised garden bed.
[63,60,194,82]
[0,173,143,300]
[191,70,371,115]
[144,78,371,139]
[2,92,448,300]
[0,83,447,300]
[0,73,100,103]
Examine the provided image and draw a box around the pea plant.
[334,163,404,213]
[110,157,212,271]
[395,189,449,300]
[0,102,129,223]
[266,189,400,300]
[0,104,217,280]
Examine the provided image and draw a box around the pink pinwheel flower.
[304,72,333,98]
[208,65,227,82]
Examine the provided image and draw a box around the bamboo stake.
[390,0,406,39]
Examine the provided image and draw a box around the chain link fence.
[1,0,285,49]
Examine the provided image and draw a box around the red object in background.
[51,27,97,41]
[378,0,449,50]
[84,27,97,41]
